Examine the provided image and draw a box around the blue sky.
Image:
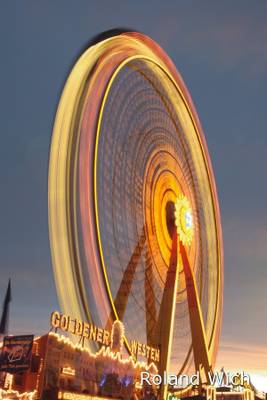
[1,0,267,391]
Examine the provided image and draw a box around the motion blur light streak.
[48,31,223,390]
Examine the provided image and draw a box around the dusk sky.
[1,1,267,392]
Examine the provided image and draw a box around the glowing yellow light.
[58,391,113,400]
[61,366,76,376]
[48,331,158,374]
[0,388,36,400]
[4,373,13,390]
[175,194,194,246]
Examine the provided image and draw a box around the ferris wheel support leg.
[180,243,212,388]
[158,231,180,400]
[105,230,146,330]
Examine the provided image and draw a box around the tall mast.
[0,279,12,336]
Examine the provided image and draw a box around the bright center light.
[175,195,194,246]
[185,210,193,229]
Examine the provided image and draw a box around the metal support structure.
[158,231,180,400]
[156,236,212,399]
[180,242,211,383]
[105,208,212,398]
[0,279,11,335]
[105,230,146,329]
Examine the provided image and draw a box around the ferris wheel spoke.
[179,242,211,381]
[144,247,157,345]
[105,228,146,329]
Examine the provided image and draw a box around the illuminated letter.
[97,328,103,343]
[142,343,146,357]
[89,325,97,341]
[131,340,138,356]
[155,348,160,362]
[74,319,83,336]
[102,330,110,346]
[146,345,150,359]
[83,323,90,338]
[50,311,60,328]
[60,314,69,331]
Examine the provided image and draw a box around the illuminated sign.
[130,340,160,363]
[50,311,160,362]
[0,389,36,400]
[61,367,75,376]
[50,311,111,346]
[0,335,34,373]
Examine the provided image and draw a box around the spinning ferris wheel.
[48,31,223,396]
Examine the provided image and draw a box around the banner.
[0,335,34,373]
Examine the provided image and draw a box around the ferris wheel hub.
[175,194,194,246]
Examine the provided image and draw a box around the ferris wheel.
[48,31,223,396]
